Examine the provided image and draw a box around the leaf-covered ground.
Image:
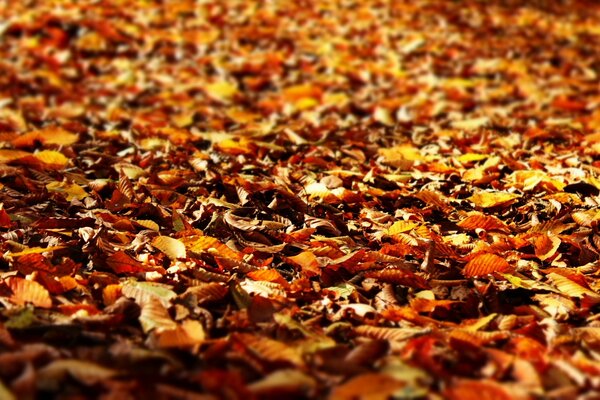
[1,0,600,398]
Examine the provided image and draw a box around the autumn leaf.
[46,181,88,201]
[5,277,53,308]
[152,319,206,348]
[205,81,238,103]
[233,333,304,367]
[463,253,511,277]
[1,1,600,397]
[457,212,510,232]
[547,272,600,304]
[33,150,69,169]
[152,236,186,260]
[444,379,517,400]
[37,360,117,391]
[329,373,406,400]
[378,144,424,168]
[287,251,322,277]
[105,251,146,274]
[468,191,520,208]
[12,127,78,148]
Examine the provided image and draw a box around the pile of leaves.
[1,0,600,398]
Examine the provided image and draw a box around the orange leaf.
[355,325,431,342]
[6,277,52,308]
[531,234,561,261]
[247,269,288,286]
[449,329,509,347]
[414,190,453,213]
[457,212,509,232]
[183,283,228,304]
[410,298,457,313]
[12,127,78,148]
[328,373,405,400]
[287,251,322,277]
[153,320,206,348]
[364,268,430,289]
[444,379,516,400]
[180,234,243,260]
[103,284,122,306]
[463,253,510,277]
[33,150,69,169]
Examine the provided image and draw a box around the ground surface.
[1,0,600,399]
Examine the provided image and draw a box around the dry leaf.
[152,236,187,260]
[463,253,511,277]
[6,277,53,308]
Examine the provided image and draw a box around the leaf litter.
[0,0,600,398]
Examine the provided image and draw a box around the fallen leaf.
[152,236,186,260]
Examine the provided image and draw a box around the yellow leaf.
[469,191,520,208]
[458,153,488,164]
[46,181,88,201]
[373,107,395,126]
[463,167,485,182]
[508,170,565,192]
[387,220,418,235]
[7,246,67,257]
[379,144,423,168]
[215,137,253,155]
[34,150,69,168]
[180,233,243,260]
[548,272,600,303]
[451,117,489,130]
[205,81,238,102]
[152,236,186,260]
[136,219,160,231]
[304,182,332,199]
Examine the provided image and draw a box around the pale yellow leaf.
[152,236,186,260]
[46,181,88,201]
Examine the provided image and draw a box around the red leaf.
[105,251,146,274]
